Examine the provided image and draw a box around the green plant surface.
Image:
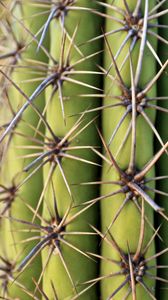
[41,1,103,298]
[100,1,167,299]
[0,1,50,297]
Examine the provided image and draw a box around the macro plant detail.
[0,1,167,300]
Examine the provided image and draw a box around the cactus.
[0,1,168,300]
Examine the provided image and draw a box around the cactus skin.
[0,2,49,298]
[101,1,158,299]
[41,1,103,299]
[156,1,168,299]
